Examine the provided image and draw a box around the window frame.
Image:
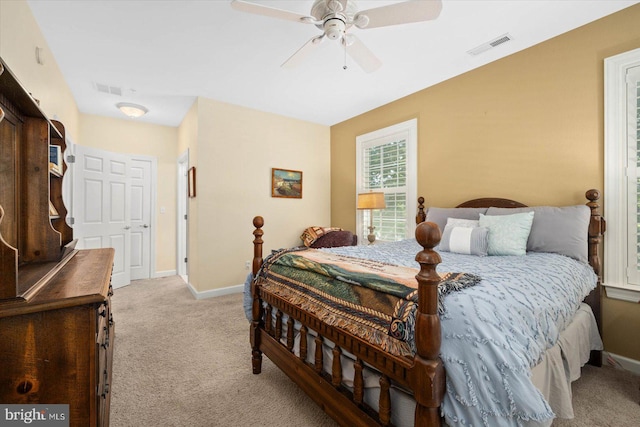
[355,119,417,244]
[604,47,640,302]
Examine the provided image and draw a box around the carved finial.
[586,189,600,203]
[415,221,441,250]
[418,196,425,205]
[253,216,264,228]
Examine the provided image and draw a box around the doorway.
[177,150,189,284]
[72,145,157,288]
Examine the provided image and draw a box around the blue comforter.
[320,239,597,427]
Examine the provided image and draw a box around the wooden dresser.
[0,57,115,425]
[0,248,115,426]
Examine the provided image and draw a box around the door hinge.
[66,154,75,163]
[68,217,75,225]
[184,257,188,263]
[184,214,188,220]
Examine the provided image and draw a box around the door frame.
[177,149,189,283]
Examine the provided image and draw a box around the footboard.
[250,217,445,427]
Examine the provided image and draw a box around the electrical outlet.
[245,261,250,270]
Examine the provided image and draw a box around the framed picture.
[188,166,196,198]
[271,168,302,199]
[49,145,62,176]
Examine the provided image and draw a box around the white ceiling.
[27,0,639,127]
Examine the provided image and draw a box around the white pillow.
[439,225,489,256]
[479,211,534,256]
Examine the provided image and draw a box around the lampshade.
[357,192,386,210]
[116,102,148,118]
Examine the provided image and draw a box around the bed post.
[251,216,265,374]
[412,221,445,427]
[585,189,605,367]
[416,196,426,224]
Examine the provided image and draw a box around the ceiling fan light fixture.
[116,102,148,118]
[324,18,346,40]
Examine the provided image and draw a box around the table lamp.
[357,192,386,244]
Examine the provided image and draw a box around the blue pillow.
[479,212,534,256]
[485,205,590,262]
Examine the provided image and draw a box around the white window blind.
[625,66,640,286]
[356,119,417,243]
[604,48,640,301]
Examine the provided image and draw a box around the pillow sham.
[440,225,489,256]
[424,207,488,233]
[479,211,534,256]
[486,205,590,262]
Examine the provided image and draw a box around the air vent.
[467,33,513,56]
[93,82,122,96]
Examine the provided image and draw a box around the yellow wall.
[177,100,199,285]
[331,4,640,361]
[0,0,79,140]
[78,114,179,273]
[188,97,330,293]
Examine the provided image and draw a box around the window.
[356,119,417,243]
[604,48,640,302]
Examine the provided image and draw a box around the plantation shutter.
[626,66,640,286]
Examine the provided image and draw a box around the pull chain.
[343,36,348,70]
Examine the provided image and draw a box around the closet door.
[129,159,152,281]
[73,145,131,287]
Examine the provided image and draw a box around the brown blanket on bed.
[256,247,480,357]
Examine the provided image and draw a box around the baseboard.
[603,351,640,375]
[187,282,244,300]
[155,270,177,278]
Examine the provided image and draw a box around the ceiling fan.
[230,0,443,73]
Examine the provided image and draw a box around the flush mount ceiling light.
[116,102,148,118]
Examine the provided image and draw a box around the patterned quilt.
[257,247,479,357]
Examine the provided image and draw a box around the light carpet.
[110,276,639,426]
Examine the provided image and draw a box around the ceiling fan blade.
[344,35,382,73]
[282,35,325,69]
[355,0,443,29]
[231,0,310,24]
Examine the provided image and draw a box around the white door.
[73,146,131,287]
[72,146,155,288]
[130,159,152,280]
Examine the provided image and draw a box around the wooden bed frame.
[250,189,605,427]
